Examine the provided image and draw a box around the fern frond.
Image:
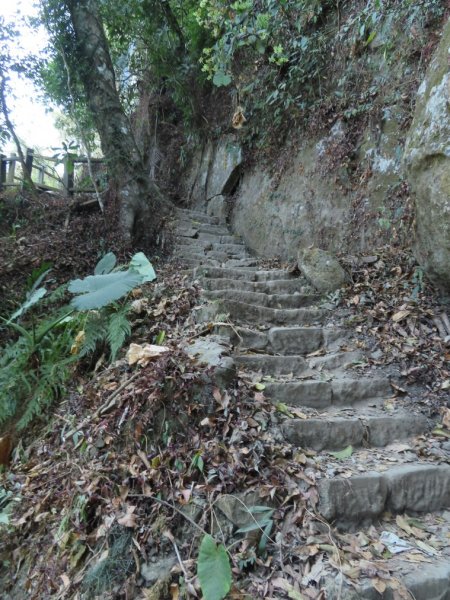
[79,312,109,357]
[107,305,131,361]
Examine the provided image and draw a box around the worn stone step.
[194,266,294,281]
[235,354,312,376]
[222,258,259,268]
[319,463,450,528]
[204,289,318,309]
[265,377,391,409]
[213,300,327,327]
[179,257,221,268]
[207,250,248,260]
[177,237,219,247]
[175,209,220,225]
[308,350,365,370]
[211,243,247,253]
[200,277,312,295]
[268,326,344,355]
[175,223,229,236]
[324,558,450,600]
[282,411,428,450]
[200,233,242,244]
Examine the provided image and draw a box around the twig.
[163,530,195,583]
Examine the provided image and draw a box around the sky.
[1,0,63,154]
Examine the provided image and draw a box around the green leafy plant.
[0,252,156,430]
[197,534,232,600]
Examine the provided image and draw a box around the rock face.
[297,247,347,293]
[403,19,450,295]
[185,135,242,221]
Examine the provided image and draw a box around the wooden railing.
[0,148,106,196]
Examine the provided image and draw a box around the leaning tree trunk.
[67,0,171,243]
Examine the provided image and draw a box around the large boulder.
[298,247,347,294]
[403,19,450,295]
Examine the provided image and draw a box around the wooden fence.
[0,148,106,196]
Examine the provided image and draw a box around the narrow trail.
[173,207,450,599]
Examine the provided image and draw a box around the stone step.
[216,325,348,355]
[177,237,219,247]
[281,411,428,450]
[193,266,294,281]
[221,258,259,268]
[324,558,450,600]
[308,350,364,370]
[211,243,247,254]
[207,250,248,260]
[185,250,247,262]
[200,277,312,295]
[235,354,312,376]
[198,233,242,244]
[203,289,318,309]
[178,257,221,268]
[265,377,391,409]
[318,463,450,528]
[175,223,229,236]
[211,300,328,327]
[175,209,220,225]
[268,326,345,354]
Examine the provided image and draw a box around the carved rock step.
[176,237,222,247]
[281,411,428,450]
[200,277,313,295]
[318,463,450,528]
[235,354,312,376]
[194,266,296,281]
[179,257,221,268]
[269,326,345,354]
[203,289,318,309]
[175,223,229,236]
[203,299,328,327]
[175,209,220,225]
[197,233,243,244]
[324,558,450,600]
[265,377,391,409]
[216,325,345,355]
[180,251,248,263]
[209,243,247,254]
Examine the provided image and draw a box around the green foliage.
[197,534,232,600]
[69,251,156,310]
[0,252,156,430]
[79,303,132,362]
[0,308,80,430]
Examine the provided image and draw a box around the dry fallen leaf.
[392,310,411,323]
[117,505,137,528]
[127,343,169,366]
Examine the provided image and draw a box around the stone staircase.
[173,208,450,599]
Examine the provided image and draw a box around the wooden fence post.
[25,148,34,178]
[0,155,6,191]
[7,153,16,185]
[63,153,74,196]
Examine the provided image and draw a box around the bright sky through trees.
[1,0,62,153]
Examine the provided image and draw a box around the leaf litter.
[1,239,450,599]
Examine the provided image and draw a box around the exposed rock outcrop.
[404,18,450,295]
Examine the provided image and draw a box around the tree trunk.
[67,0,172,243]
